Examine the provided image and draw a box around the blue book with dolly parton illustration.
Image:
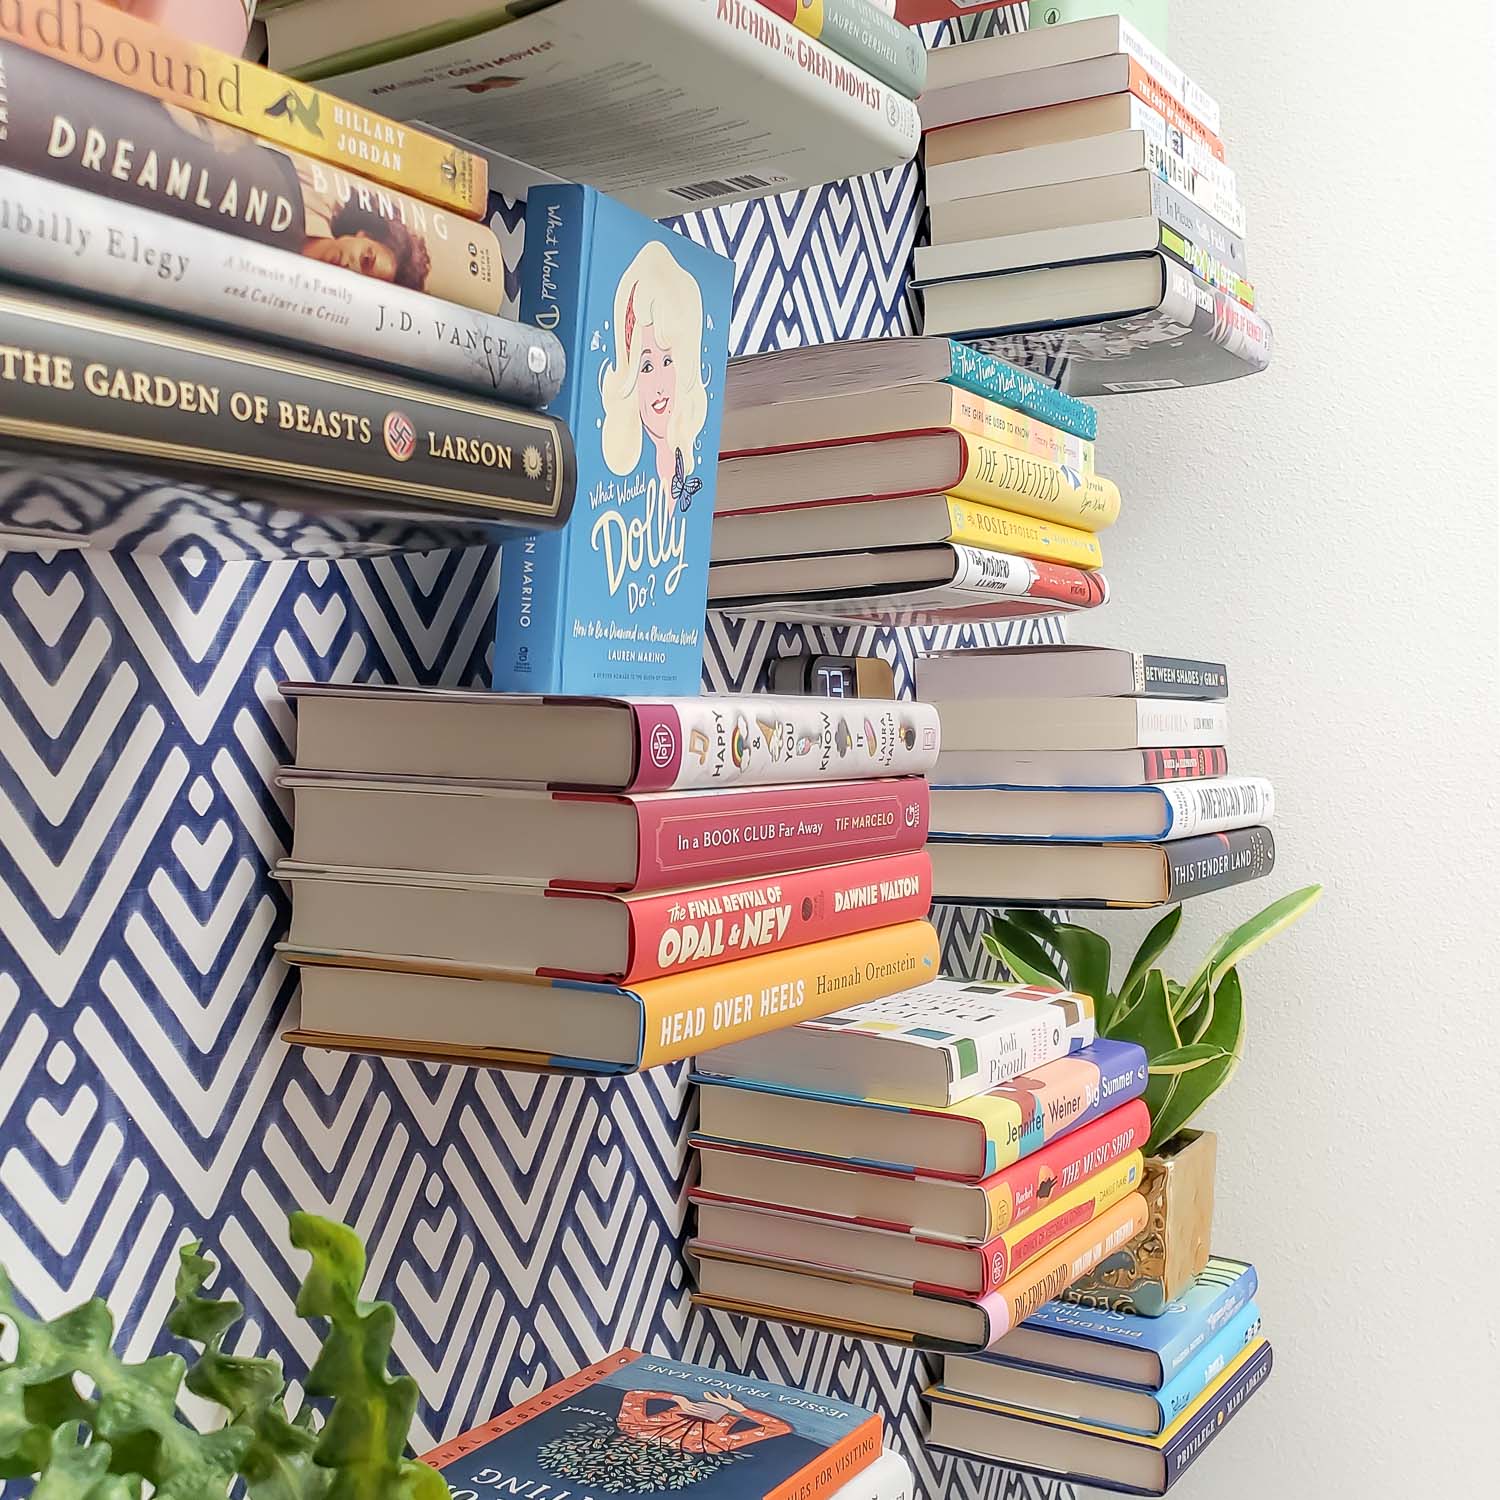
[423,1348,884,1500]
[493,184,733,695]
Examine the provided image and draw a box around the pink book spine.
[628,778,930,892]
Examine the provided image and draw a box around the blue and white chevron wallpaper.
[0,7,1079,1499]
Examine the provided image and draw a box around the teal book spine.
[494,184,733,694]
[944,341,1099,440]
[813,0,928,99]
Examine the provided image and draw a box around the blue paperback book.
[425,1348,883,1500]
[494,185,733,695]
[987,1256,1258,1389]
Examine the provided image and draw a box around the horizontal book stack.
[277,684,945,1074]
[916,14,1272,395]
[0,0,580,541]
[708,337,1113,627]
[686,978,1157,1349]
[925,1257,1271,1494]
[920,645,1276,907]
[424,1347,915,1500]
[254,0,922,219]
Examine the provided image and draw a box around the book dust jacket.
[495,185,733,695]
[427,1349,881,1500]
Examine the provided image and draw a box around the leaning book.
[422,1348,883,1500]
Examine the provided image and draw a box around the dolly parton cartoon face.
[634,329,678,445]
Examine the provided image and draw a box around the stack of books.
[919,646,1276,907]
[424,1347,915,1500]
[686,979,1156,1349]
[0,0,578,541]
[253,0,924,219]
[916,14,1273,395]
[925,1258,1271,1494]
[276,685,945,1074]
[708,337,1113,627]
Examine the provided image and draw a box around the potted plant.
[986,884,1321,1314]
[0,1212,445,1497]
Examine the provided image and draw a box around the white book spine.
[1159,777,1275,838]
[955,1001,1096,1101]
[1135,700,1229,746]
[1126,96,1239,201]
[0,165,565,403]
[1146,137,1246,236]
[1115,15,1223,134]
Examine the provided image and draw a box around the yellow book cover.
[988,1151,1144,1283]
[946,388,1096,475]
[951,435,1121,531]
[0,0,488,216]
[944,498,1105,571]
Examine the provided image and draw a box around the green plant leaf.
[290,1214,445,1500]
[1103,970,1179,1059]
[0,1367,55,1479]
[1179,885,1323,1012]
[1044,922,1112,1011]
[983,917,1065,988]
[167,1243,326,1500]
[30,1424,138,1500]
[1117,906,1183,1011]
[1145,969,1245,1152]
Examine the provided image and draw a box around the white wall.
[1066,0,1500,1492]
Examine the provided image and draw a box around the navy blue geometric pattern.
[0,8,1074,1498]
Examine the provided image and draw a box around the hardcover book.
[284,918,942,1073]
[927,778,1276,844]
[0,286,574,531]
[0,0,488,214]
[758,0,927,99]
[286,686,942,790]
[944,256,1273,398]
[695,978,1097,1107]
[692,1098,1153,1244]
[0,41,507,312]
[997,1256,1260,1388]
[725,337,1097,442]
[279,850,933,982]
[493,184,733,695]
[932,696,1227,752]
[942,1300,1262,1435]
[924,1339,1274,1495]
[282,0,920,219]
[709,546,1110,628]
[422,1348,883,1500]
[0,167,565,407]
[928,827,1278,908]
[694,1038,1151,1180]
[691,1190,1151,1352]
[692,1148,1143,1295]
[932,746,1229,788]
[917,648,1229,701]
[281,773,931,889]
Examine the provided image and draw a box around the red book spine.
[981,1099,1151,1237]
[618,778,930,893]
[1142,746,1230,780]
[545,851,933,983]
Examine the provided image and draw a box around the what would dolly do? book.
[494,184,734,695]
[424,1349,890,1500]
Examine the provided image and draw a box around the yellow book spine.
[0,0,488,216]
[945,388,1095,475]
[988,1151,1144,1286]
[952,435,1121,531]
[636,920,940,1070]
[944,498,1105,571]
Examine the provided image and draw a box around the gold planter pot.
[1061,1129,1217,1316]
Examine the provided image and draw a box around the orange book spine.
[637,919,941,1069]
[764,1415,884,1500]
[1127,58,1227,162]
